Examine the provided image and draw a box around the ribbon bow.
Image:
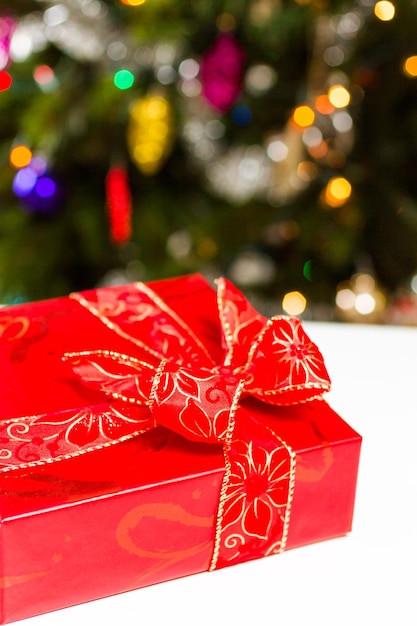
[0,277,330,570]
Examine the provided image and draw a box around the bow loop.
[72,283,216,370]
[217,277,266,368]
[241,316,331,404]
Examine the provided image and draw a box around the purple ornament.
[200,34,245,113]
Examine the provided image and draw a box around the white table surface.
[15,322,417,626]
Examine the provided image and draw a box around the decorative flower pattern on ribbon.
[0,276,331,571]
[224,440,291,541]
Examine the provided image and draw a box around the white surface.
[15,322,417,626]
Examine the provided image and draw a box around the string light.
[43,4,69,27]
[12,158,61,213]
[315,94,335,115]
[114,69,135,90]
[245,64,277,95]
[292,105,315,129]
[297,161,318,182]
[323,176,352,207]
[12,168,37,196]
[282,291,307,316]
[10,145,32,168]
[308,141,328,160]
[178,58,199,80]
[33,64,54,85]
[403,56,417,78]
[336,274,386,321]
[374,1,395,22]
[303,127,323,147]
[328,85,350,108]
[303,260,313,281]
[266,138,289,162]
[232,105,252,126]
[120,0,147,6]
[33,64,57,91]
[332,111,353,132]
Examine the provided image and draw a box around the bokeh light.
[303,260,313,281]
[12,167,37,197]
[315,94,335,115]
[120,0,147,6]
[303,127,323,147]
[232,105,252,126]
[178,58,199,80]
[336,274,386,321]
[328,85,350,108]
[297,161,318,182]
[266,138,289,162]
[374,1,395,21]
[33,64,55,85]
[324,176,352,207]
[35,176,57,199]
[10,145,32,168]
[336,287,356,311]
[245,64,277,95]
[332,111,353,132]
[403,55,417,78]
[292,105,315,128]
[114,69,135,90]
[282,291,307,315]
[216,12,236,32]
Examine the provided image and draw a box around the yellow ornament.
[127,93,174,175]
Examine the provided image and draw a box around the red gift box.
[0,274,361,624]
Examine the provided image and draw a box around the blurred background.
[1,0,417,323]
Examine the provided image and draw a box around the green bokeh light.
[303,260,313,281]
[114,69,135,90]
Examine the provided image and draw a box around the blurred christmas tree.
[1,0,417,323]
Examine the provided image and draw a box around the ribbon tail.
[63,350,156,405]
[0,403,154,473]
[211,409,296,569]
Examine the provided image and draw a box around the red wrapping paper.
[0,274,361,624]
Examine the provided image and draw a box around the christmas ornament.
[0,69,12,91]
[0,16,15,70]
[200,33,245,113]
[127,93,174,175]
[105,164,132,245]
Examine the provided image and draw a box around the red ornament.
[200,33,245,113]
[105,164,132,245]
